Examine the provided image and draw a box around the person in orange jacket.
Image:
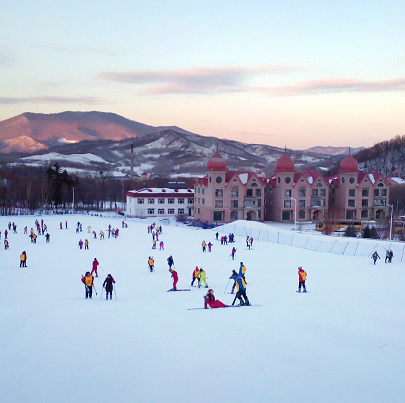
[204,289,227,309]
[191,266,200,286]
[20,251,27,267]
[81,272,94,299]
[148,256,154,272]
[298,266,307,292]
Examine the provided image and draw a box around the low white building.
[126,188,194,218]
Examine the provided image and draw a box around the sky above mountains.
[1,0,404,149]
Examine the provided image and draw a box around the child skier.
[204,289,227,309]
[103,274,116,300]
[298,266,307,292]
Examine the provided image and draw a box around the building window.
[316,182,323,187]
[346,210,354,219]
[361,209,368,218]
[285,177,291,184]
[246,189,253,197]
[215,189,223,197]
[216,176,223,184]
[148,198,155,204]
[362,199,368,207]
[312,189,318,197]
[298,210,306,219]
[298,200,306,208]
[299,188,306,197]
[374,189,379,196]
[202,188,205,194]
[349,177,355,184]
[188,198,194,204]
[341,177,346,184]
[158,198,165,204]
[257,199,261,207]
[381,189,387,196]
[284,189,292,197]
[278,177,281,183]
[137,198,144,204]
[168,209,175,214]
[268,188,272,195]
[348,199,355,207]
[331,197,335,204]
[197,198,200,204]
[202,199,205,205]
[147,209,155,215]
[255,189,262,197]
[320,189,326,197]
[284,200,292,208]
[331,187,335,194]
[197,208,200,214]
[348,189,355,197]
[197,188,200,193]
[168,198,174,204]
[178,208,184,214]
[231,200,239,208]
[178,198,185,204]
[230,211,238,220]
[215,200,223,208]
[362,188,369,197]
[231,188,239,197]
[158,209,165,214]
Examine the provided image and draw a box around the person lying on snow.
[204,289,227,309]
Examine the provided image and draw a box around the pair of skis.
[188,304,261,310]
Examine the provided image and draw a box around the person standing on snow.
[169,268,178,291]
[148,256,154,272]
[91,258,99,277]
[167,255,174,269]
[103,274,116,300]
[229,270,238,294]
[81,272,94,299]
[191,266,200,286]
[233,274,250,306]
[208,242,212,252]
[231,247,237,260]
[85,239,89,250]
[198,268,208,288]
[371,251,380,265]
[159,241,164,250]
[297,266,307,292]
[239,262,246,282]
[202,241,207,252]
[20,251,27,267]
[204,289,227,309]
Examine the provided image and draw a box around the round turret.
[339,154,359,172]
[275,152,295,172]
[207,152,227,171]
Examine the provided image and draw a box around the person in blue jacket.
[232,274,250,306]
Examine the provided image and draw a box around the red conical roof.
[339,154,359,172]
[207,152,227,171]
[275,152,295,172]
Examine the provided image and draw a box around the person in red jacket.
[191,266,200,286]
[298,266,307,292]
[91,258,99,277]
[169,268,178,291]
[204,289,227,308]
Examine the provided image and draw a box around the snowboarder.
[91,258,99,277]
[169,268,178,291]
[191,266,200,286]
[371,251,380,265]
[148,257,154,272]
[198,268,208,288]
[233,274,250,306]
[81,272,94,299]
[298,266,307,292]
[167,255,174,269]
[103,274,116,300]
[204,289,227,309]
[231,247,237,260]
[229,270,238,294]
[20,251,27,267]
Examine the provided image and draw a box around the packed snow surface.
[1,215,404,403]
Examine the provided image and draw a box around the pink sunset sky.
[1,0,404,149]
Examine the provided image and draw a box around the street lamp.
[291,197,297,230]
[389,204,393,241]
[72,187,75,214]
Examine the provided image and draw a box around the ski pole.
[93,284,97,296]
[100,287,104,299]
[231,293,238,306]
[114,287,117,300]
[224,279,230,294]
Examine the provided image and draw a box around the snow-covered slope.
[1,215,404,403]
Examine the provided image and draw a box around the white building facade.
[126,188,194,218]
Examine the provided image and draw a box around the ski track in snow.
[1,215,404,403]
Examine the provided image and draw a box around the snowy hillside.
[1,215,404,403]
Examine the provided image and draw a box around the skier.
[20,251,27,267]
[100,231,105,239]
[103,274,116,300]
[233,274,250,306]
[371,251,380,265]
[91,258,99,277]
[159,241,164,250]
[93,231,97,239]
[85,239,89,250]
[198,268,209,288]
[167,255,174,269]
[78,240,83,250]
[215,232,219,241]
[250,237,253,249]
[81,272,94,299]
[246,236,250,249]
[152,239,156,249]
[169,268,178,291]
[87,225,91,233]
[65,221,68,229]
[229,270,238,294]
[208,242,212,252]
[148,257,154,272]
[297,266,307,292]
[204,289,227,309]
[4,239,9,249]
[239,262,246,282]
[388,250,394,263]
[45,233,50,243]
[60,222,63,229]
[231,247,237,260]
[202,240,207,252]
[191,266,200,286]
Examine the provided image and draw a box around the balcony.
[310,198,326,208]
[244,200,261,209]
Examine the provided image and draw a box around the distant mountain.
[0,111,195,153]
[302,146,365,156]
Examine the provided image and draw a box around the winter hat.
[298,266,302,269]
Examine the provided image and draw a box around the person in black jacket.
[167,255,174,269]
[103,274,116,300]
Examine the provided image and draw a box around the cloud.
[0,96,102,105]
[257,78,405,96]
[98,65,293,94]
